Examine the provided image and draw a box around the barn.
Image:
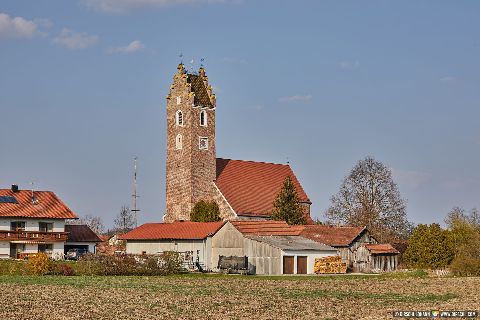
[212,221,338,275]
[353,243,400,273]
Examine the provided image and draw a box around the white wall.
[281,250,338,274]
[0,218,65,232]
[0,241,9,259]
[126,239,212,269]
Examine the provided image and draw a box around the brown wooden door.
[283,256,294,274]
[297,256,307,274]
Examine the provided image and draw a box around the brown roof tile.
[215,159,311,221]
[231,220,304,236]
[0,189,78,219]
[300,225,366,247]
[364,243,399,255]
[65,225,102,242]
[119,221,225,240]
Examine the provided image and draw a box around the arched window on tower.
[200,110,207,127]
[176,96,181,105]
[176,110,183,126]
[175,134,182,150]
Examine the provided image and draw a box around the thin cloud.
[0,12,51,39]
[82,0,231,14]
[440,76,457,82]
[52,28,99,49]
[339,61,360,70]
[107,40,144,54]
[279,94,312,103]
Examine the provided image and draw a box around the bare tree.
[67,214,105,235]
[326,156,413,242]
[114,205,135,233]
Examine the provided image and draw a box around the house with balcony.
[0,185,78,259]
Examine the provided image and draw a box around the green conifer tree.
[271,176,306,225]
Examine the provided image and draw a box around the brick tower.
[164,63,217,222]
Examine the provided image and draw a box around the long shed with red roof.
[120,221,226,270]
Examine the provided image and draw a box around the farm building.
[119,220,225,270]
[212,221,338,275]
[64,224,102,254]
[299,225,400,272]
[353,244,400,273]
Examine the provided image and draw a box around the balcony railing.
[0,230,69,242]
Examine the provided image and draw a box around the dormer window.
[176,110,184,126]
[176,134,183,150]
[176,96,181,105]
[200,110,207,127]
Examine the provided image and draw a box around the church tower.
[164,63,217,222]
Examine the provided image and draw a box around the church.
[164,63,313,223]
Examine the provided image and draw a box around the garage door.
[283,256,294,274]
[297,256,307,274]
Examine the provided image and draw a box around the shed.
[65,225,102,254]
[353,244,400,273]
[212,221,338,275]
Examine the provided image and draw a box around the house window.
[39,222,53,232]
[176,110,184,126]
[176,134,183,150]
[38,244,53,253]
[176,96,181,105]
[200,110,207,127]
[11,221,26,231]
[199,137,208,150]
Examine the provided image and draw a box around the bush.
[76,252,183,276]
[190,200,221,222]
[27,253,52,275]
[0,260,28,275]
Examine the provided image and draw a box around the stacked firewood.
[314,256,347,274]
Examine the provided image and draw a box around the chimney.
[11,185,19,193]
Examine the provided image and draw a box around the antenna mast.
[132,156,140,227]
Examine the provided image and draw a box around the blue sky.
[1,0,479,228]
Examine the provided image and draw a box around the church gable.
[214,158,312,221]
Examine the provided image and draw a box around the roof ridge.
[216,158,289,167]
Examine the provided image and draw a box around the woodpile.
[314,256,347,274]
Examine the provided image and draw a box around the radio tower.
[132,156,140,227]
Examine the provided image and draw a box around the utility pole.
[132,156,140,227]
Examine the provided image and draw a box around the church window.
[200,110,207,127]
[199,137,208,150]
[176,134,182,150]
[176,110,184,126]
[176,96,181,105]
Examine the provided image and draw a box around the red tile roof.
[119,221,225,240]
[231,220,304,236]
[215,158,311,220]
[364,243,399,255]
[0,189,78,219]
[300,225,366,247]
[65,225,102,243]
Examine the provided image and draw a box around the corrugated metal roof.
[246,235,337,252]
[65,225,102,243]
[119,221,225,240]
[215,158,312,222]
[0,189,78,219]
[231,220,304,236]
